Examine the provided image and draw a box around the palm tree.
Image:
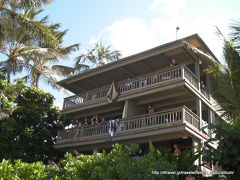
[197,25,240,180]
[0,0,59,46]
[51,41,120,78]
[76,41,121,68]
[19,17,80,88]
[0,8,60,83]
[23,43,79,89]
[205,27,240,122]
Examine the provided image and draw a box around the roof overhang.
[58,34,220,94]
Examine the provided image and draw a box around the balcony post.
[182,107,186,123]
[194,61,201,90]
[80,126,84,137]
[196,99,202,130]
[206,74,211,100]
[208,109,213,138]
[181,65,185,80]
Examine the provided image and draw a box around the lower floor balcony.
[54,106,212,151]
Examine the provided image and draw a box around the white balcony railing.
[57,106,202,144]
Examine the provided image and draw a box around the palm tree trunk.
[7,71,11,83]
[35,74,40,88]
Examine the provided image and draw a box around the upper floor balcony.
[62,64,210,112]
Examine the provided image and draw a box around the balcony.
[62,65,210,110]
[55,107,211,148]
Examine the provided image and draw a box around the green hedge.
[0,144,204,180]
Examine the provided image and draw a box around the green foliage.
[0,75,64,162]
[203,25,240,180]
[0,7,79,89]
[0,143,202,180]
[205,27,240,122]
[203,121,240,180]
[0,0,59,48]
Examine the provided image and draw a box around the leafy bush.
[203,122,240,180]
[0,143,201,180]
[0,74,64,162]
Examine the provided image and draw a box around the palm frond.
[230,20,240,50]
[52,64,89,77]
[205,29,240,120]
[51,65,75,77]
[6,0,52,9]
[1,7,60,46]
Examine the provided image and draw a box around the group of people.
[74,115,106,127]
[72,104,156,129]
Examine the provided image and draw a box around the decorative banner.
[106,81,119,103]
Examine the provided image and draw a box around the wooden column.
[194,61,201,90]
[122,100,138,118]
[196,98,202,129]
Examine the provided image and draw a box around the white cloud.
[88,0,231,63]
[152,16,230,61]
[88,37,98,45]
[102,18,158,57]
[149,0,187,17]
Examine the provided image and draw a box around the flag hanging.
[106,81,119,103]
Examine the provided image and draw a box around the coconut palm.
[0,0,59,46]
[0,8,60,83]
[76,41,121,68]
[19,19,80,88]
[22,43,79,89]
[205,27,240,122]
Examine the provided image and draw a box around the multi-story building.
[54,34,220,172]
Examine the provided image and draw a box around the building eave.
[58,34,220,93]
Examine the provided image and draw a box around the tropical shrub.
[0,74,64,162]
[0,143,202,180]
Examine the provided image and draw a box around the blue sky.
[1,0,240,108]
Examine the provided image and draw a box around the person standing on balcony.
[100,117,106,124]
[125,78,132,91]
[73,149,80,157]
[92,148,99,157]
[147,105,155,114]
[91,118,95,125]
[169,59,178,79]
[146,105,155,125]
[173,144,181,156]
[74,120,81,127]
[95,116,100,125]
[170,59,177,67]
